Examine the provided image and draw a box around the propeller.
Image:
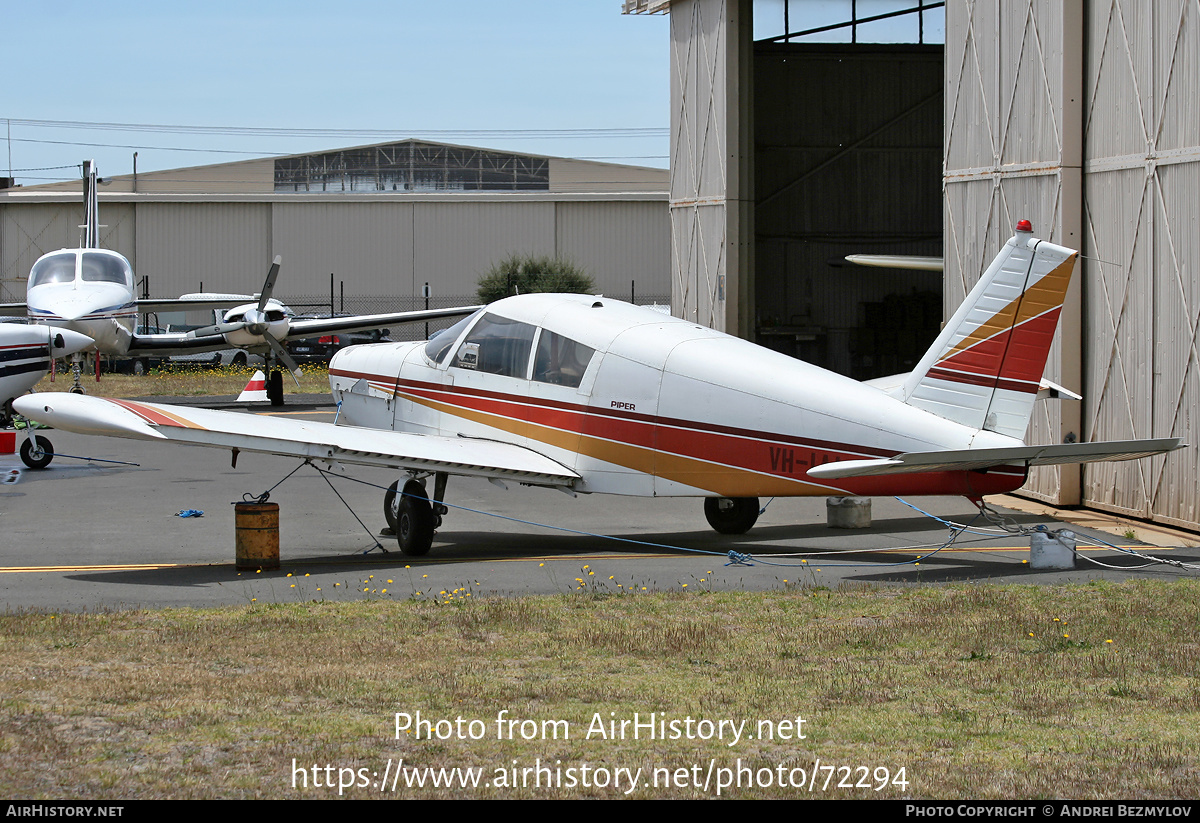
[185,255,302,385]
[187,257,283,339]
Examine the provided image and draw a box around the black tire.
[267,370,284,406]
[383,479,401,531]
[703,496,760,535]
[132,359,147,376]
[20,435,54,470]
[396,479,435,556]
[231,352,247,368]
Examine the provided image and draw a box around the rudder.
[900,221,1077,439]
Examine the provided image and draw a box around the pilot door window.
[450,314,537,378]
[533,330,594,388]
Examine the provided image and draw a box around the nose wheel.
[20,434,54,470]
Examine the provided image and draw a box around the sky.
[3,1,671,186]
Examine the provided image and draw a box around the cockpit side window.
[29,253,77,288]
[450,313,536,378]
[532,330,595,388]
[424,309,482,365]
[80,253,132,286]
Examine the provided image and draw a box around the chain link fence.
[278,292,672,342]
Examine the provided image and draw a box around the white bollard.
[1030,529,1076,569]
[826,496,872,528]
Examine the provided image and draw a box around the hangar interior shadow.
[753,42,944,380]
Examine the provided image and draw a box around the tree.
[476,254,595,303]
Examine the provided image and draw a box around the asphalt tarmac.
[2,394,1197,612]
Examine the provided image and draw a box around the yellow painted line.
[0,563,192,573]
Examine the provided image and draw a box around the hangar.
[625,0,1199,531]
[0,140,671,323]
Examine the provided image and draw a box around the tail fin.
[901,221,1077,439]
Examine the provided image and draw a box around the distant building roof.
[8,139,667,196]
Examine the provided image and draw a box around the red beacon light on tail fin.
[1016,219,1033,233]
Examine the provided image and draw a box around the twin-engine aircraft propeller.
[185,256,303,383]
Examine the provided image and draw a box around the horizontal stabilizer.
[807,438,1184,480]
[844,254,944,272]
[13,394,579,487]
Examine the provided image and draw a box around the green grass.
[34,363,332,398]
[2,579,1198,799]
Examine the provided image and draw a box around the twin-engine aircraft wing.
[12,393,579,487]
[122,305,482,357]
[282,306,485,341]
[807,438,1184,480]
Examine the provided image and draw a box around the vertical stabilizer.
[900,222,1077,439]
[82,159,99,248]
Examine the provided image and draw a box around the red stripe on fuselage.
[332,367,1029,497]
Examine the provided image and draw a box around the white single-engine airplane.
[15,222,1184,556]
[0,161,478,403]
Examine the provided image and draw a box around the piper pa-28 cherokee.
[15,222,1183,556]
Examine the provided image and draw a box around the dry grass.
[34,363,332,398]
[2,579,1199,799]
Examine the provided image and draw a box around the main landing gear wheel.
[383,480,401,533]
[395,479,435,556]
[20,435,54,470]
[703,496,760,535]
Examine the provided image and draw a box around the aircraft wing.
[843,254,944,272]
[807,438,1184,480]
[136,295,255,313]
[12,393,579,487]
[124,330,249,357]
[284,306,483,340]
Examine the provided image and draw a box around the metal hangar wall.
[0,141,672,333]
[946,1,1198,529]
[633,0,1198,531]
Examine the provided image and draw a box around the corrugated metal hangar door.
[1082,0,1199,530]
[946,0,1198,530]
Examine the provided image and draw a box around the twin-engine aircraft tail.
[900,220,1074,440]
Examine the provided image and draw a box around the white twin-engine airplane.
[15,222,1183,556]
[0,161,477,402]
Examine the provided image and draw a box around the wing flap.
[13,394,579,486]
[808,438,1184,480]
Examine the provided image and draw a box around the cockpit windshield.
[424,309,483,365]
[80,252,132,286]
[28,253,77,288]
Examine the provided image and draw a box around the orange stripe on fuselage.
[941,253,1076,363]
[387,380,1026,499]
[107,399,206,430]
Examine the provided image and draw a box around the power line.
[7,118,669,140]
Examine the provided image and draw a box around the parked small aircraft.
[0,161,478,404]
[0,323,93,467]
[14,222,1183,555]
